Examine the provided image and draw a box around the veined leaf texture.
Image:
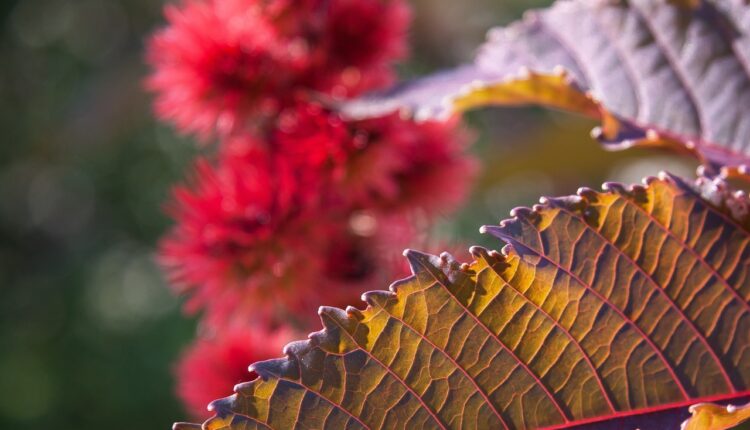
[344,0,750,173]
[174,174,750,429]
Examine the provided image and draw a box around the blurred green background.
[0,0,696,428]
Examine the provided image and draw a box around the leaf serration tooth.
[544,195,584,212]
[552,64,568,77]
[500,244,513,256]
[318,306,354,333]
[468,246,484,258]
[388,276,411,294]
[576,187,597,200]
[509,206,533,220]
[208,396,235,415]
[603,181,629,195]
[346,306,364,319]
[249,356,288,382]
[362,291,396,307]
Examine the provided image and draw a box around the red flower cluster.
[160,105,474,329]
[147,0,477,414]
[147,0,409,140]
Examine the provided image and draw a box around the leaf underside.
[343,0,750,173]
[175,173,750,430]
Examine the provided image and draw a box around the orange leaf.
[174,173,750,429]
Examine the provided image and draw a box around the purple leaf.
[345,0,750,173]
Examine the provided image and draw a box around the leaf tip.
[480,224,500,237]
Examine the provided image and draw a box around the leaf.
[174,173,750,430]
[682,401,750,430]
[343,0,750,173]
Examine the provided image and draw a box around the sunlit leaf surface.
[174,173,750,429]
[344,0,750,172]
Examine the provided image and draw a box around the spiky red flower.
[158,135,334,324]
[323,0,409,73]
[270,102,350,179]
[268,104,476,218]
[343,114,477,216]
[302,0,412,97]
[159,101,477,327]
[146,0,304,140]
[175,325,293,419]
[146,0,411,140]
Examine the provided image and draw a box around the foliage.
[175,174,750,430]
[154,0,750,429]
